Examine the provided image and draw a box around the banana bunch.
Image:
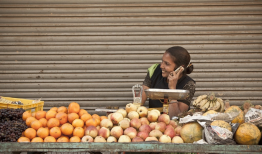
[193,93,225,112]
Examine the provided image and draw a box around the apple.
[124,127,137,139]
[128,111,139,120]
[137,106,148,118]
[81,135,93,142]
[149,122,157,130]
[85,126,98,138]
[145,137,158,141]
[110,126,123,139]
[96,126,101,132]
[118,135,131,142]
[147,111,159,122]
[139,124,151,134]
[116,108,127,118]
[118,118,130,130]
[100,119,113,129]
[132,136,144,142]
[98,127,110,139]
[169,120,178,129]
[155,122,166,133]
[137,131,149,140]
[175,126,182,136]
[107,136,117,142]
[158,114,170,125]
[149,130,163,139]
[166,124,174,130]
[94,136,106,142]
[140,117,149,125]
[150,109,160,116]
[172,136,184,143]
[108,113,113,120]
[110,112,124,125]
[159,135,171,143]
[164,127,176,138]
[126,103,138,113]
[130,118,141,130]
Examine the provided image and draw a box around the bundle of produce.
[192,93,224,112]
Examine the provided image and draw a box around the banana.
[198,99,208,108]
[207,101,214,110]
[192,100,197,106]
[195,95,207,105]
[211,100,221,111]
[217,98,225,112]
[201,101,210,112]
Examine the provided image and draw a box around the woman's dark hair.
[165,46,193,75]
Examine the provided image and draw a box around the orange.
[35,111,47,120]
[60,123,74,136]
[92,114,100,120]
[50,107,58,112]
[68,113,79,124]
[57,136,69,142]
[31,137,44,142]
[72,119,84,128]
[50,127,62,139]
[24,128,37,140]
[68,102,80,114]
[31,112,36,118]
[94,118,100,126]
[78,109,88,117]
[44,136,56,142]
[39,118,48,127]
[57,106,68,113]
[86,118,99,127]
[70,136,81,142]
[73,127,85,138]
[46,110,57,120]
[31,120,42,130]
[81,113,92,123]
[17,137,30,142]
[37,127,49,139]
[100,116,107,121]
[26,117,37,127]
[22,111,32,121]
[47,118,60,129]
[55,112,68,125]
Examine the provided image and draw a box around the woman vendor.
[141,46,196,118]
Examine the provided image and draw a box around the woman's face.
[160,52,176,78]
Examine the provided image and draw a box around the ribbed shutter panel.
[0,0,261,113]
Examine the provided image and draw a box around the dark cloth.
[143,64,195,108]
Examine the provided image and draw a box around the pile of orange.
[18,102,107,142]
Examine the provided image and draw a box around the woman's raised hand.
[168,66,184,89]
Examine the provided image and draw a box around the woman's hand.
[168,67,184,89]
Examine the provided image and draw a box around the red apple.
[155,122,166,133]
[147,111,159,122]
[137,131,149,140]
[118,135,131,142]
[132,136,144,142]
[107,136,117,142]
[149,122,157,130]
[139,124,151,134]
[137,106,148,118]
[110,126,123,139]
[175,126,182,136]
[110,112,124,125]
[116,108,127,118]
[169,120,178,129]
[164,127,176,138]
[85,126,98,138]
[149,130,163,139]
[81,135,93,142]
[94,136,106,142]
[140,117,149,125]
[145,137,158,141]
[130,118,141,130]
[118,118,130,130]
[100,119,113,129]
[159,135,171,143]
[158,114,170,125]
[108,113,113,120]
[166,124,174,130]
[124,127,137,139]
[128,111,139,120]
[125,103,138,113]
[98,127,110,139]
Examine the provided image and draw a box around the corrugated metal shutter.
[0,0,261,113]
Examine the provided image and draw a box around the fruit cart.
[0,142,261,154]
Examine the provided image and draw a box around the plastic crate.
[0,96,44,113]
